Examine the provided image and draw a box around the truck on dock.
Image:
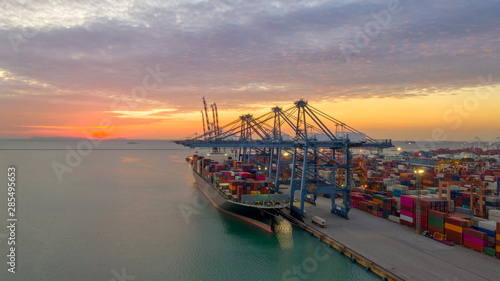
[312,216,326,228]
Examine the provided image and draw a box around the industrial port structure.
[176,98,392,220]
[176,98,500,280]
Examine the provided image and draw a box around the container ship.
[189,153,289,232]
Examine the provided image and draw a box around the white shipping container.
[394,197,401,210]
[335,132,366,143]
[473,217,488,225]
[312,134,332,141]
[478,220,497,232]
[392,185,409,191]
[484,176,495,182]
[388,215,400,223]
[485,196,500,203]
[486,182,498,190]
[400,214,413,223]
[487,216,500,223]
[488,209,500,218]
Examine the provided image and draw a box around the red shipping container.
[464,234,488,246]
[421,216,428,229]
[428,225,444,236]
[401,205,414,213]
[445,217,467,227]
[463,228,488,240]
[261,186,268,194]
[237,186,243,200]
[383,202,391,210]
[449,213,471,221]
[359,201,369,212]
[386,190,393,198]
[464,240,484,252]
[445,229,463,245]
[400,219,414,228]
[429,210,447,219]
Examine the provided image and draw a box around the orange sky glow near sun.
[8,86,497,142]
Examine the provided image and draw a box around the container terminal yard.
[176,98,500,281]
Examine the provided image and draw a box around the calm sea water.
[0,140,379,281]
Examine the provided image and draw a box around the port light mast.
[414,169,424,234]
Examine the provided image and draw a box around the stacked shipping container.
[444,217,467,245]
[192,156,274,202]
[400,195,414,227]
[497,222,500,258]
[428,210,446,236]
[463,228,488,252]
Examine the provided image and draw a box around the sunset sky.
[0,0,499,141]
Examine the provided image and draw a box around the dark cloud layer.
[0,0,499,135]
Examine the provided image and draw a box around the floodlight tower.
[414,169,424,234]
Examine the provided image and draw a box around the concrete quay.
[279,196,499,281]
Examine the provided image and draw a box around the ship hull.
[192,171,276,232]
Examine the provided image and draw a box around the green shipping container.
[484,247,496,257]
[428,215,444,228]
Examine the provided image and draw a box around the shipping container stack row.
[191,156,273,202]
[497,222,500,259]
[360,161,500,221]
[428,210,446,237]
[351,186,500,258]
[485,197,500,218]
[397,195,450,230]
[411,208,500,258]
[399,195,414,227]
[475,220,498,256]
[452,192,500,219]
[351,192,397,219]
[477,219,498,243]
[421,198,449,231]
[464,228,489,253]
[444,216,469,245]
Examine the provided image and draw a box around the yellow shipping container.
[444,223,463,233]
[373,210,378,215]
[373,199,383,204]
[497,246,500,252]
[496,234,500,241]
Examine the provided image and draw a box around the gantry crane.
[175,99,392,220]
